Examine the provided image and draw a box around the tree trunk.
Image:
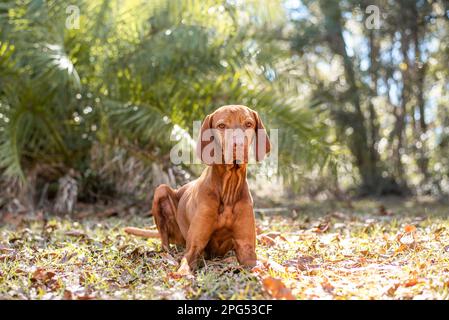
[411,5,430,187]
[319,1,400,195]
[54,173,78,215]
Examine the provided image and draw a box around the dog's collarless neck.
[210,164,247,205]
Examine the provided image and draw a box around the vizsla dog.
[125,105,271,275]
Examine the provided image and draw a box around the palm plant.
[0,0,332,209]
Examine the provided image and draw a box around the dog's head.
[196,105,271,165]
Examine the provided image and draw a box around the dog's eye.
[217,123,226,129]
[245,122,253,128]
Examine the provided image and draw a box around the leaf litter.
[0,198,448,299]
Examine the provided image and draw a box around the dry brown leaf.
[265,232,288,242]
[434,227,446,240]
[378,205,393,216]
[14,268,27,275]
[403,278,419,287]
[321,279,335,293]
[167,272,183,280]
[387,283,400,296]
[395,244,409,254]
[59,252,78,264]
[0,245,17,261]
[0,246,15,253]
[360,250,369,256]
[257,232,288,246]
[250,265,266,275]
[63,290,73,300]
[313,222,330,233]
[262,276,295,300]
[257,234,276,247]
[65,230,86,238]
[296,254,315,271]
[77,294,96,300]
[79,271,92,285]
[32,268,56,282]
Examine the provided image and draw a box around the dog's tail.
[124,227,160,238]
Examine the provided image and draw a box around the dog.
[125,105,271,275]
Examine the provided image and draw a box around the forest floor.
[0,197,448,300]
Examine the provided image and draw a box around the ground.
[1,197,448,300]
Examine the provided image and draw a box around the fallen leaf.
[0,246,15,253]
[32,268,56,283]
[403,278,418,287]
[59,252,78,264]
[404,225,416,233]
[296,254,315,271]
[313,222,330,233]
[14,268,27,275]
[379,205,393,216]
[387,283,400,296]
[250,265,266,275]
[265,232,288,242]
[65,230,86,238]
[262,276,295,300]
[167,272,183,280]
[0,254,14,262]
[257,234,276,246]
[321,279,335,293]
[77,293,96,300]
[434,227,445,240]
[63,290,73,300]
[395,244,409,254]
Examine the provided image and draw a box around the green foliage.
[0,0,331,196]
[288,0,449,195]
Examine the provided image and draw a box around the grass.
[1,197,448,300]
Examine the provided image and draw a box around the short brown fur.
[125,105,271,275]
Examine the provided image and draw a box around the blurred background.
[0,0,448,216]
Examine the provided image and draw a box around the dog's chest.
[217,205,236,228]
[219,168,245,205]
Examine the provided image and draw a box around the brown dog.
[125,105,271,275]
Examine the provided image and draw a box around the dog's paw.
[175,257,194,278]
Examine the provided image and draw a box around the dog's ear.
[253,111,271,161]
[196,114,214,164]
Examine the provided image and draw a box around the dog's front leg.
[232,203,257,267]
[177,208,217,275]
